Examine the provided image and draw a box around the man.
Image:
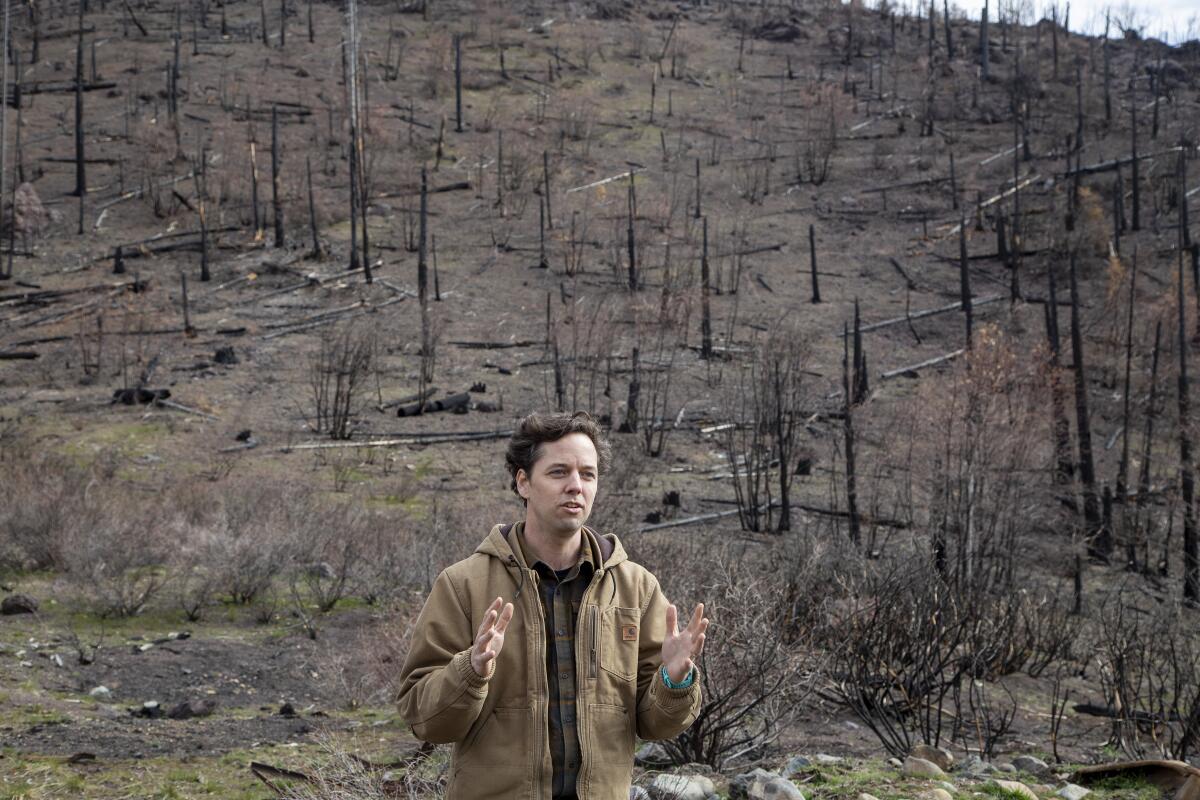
[398,411,708,800]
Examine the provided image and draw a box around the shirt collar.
[513,523,594,579]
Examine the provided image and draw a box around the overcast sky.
[963,0,1200,43]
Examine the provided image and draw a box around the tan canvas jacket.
[397,523,702,800]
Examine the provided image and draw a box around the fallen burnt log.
[0,350,39,360]
[13,79,115,97]
[1071,761,1200,800]
[112,388,170,405]
[396,392,469,417]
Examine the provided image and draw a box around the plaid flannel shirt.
[515,528,594,800]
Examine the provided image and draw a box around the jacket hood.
[476,521,627,570]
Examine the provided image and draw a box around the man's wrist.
[661,664,695,689]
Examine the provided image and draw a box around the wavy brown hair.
[504,411,612,498]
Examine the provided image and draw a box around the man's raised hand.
[661,602,709,684]
[471,596,514,678]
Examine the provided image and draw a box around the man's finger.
[665,603,678,636]
[475,627,497,651]
[687,603,705,634]
[494,602,515,634]
[693,632,707,656]
[476,607,498,639]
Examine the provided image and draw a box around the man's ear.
[516,469,530,499]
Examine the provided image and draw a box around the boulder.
[89,686,112,700]
[989,779,1039,800]
[997,764,1018,774]
[1,594,38,615]
[911,744,955,773]
[924,789,954,800]
[781,756,813,778]
[962,756,999,776]
[635,741,673,768]
[731,769,805,800]
[1057,784,1090,800]
[648,774,716,800]
[167,698,217,720]
[903,757,948,780]
[133,700,162,719]
[1013,756,1050,777]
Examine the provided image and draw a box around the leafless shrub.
[825,556,971,757]
[60,500,177,618]
[1092,584,1200,760]
[640,530,826,770]
[0,443,104,572]
[318,597,423,710]
[309,322,376,440]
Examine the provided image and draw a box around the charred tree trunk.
[809,223,821,303]
[453,34,463,133]
[1070,253,1105,559]
[980,0,989,80]
[1131,100,1141,231]
[1046,266,1075,485]
[542,150,552,229]
[418,167,432,384]
[959,216,973,348]
[306,155,320,258]
[843,323,861,546]
[1116,250,1138,567]
[700,216,712,360]
[73,5,85,234]
[1136,322,1162,573]
[622,347,640,433]
[627,172,637,291]
[271,106,283,247]
[694,157,701,219]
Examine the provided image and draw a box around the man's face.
[516,433,599,539]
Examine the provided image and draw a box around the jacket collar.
[477,521,625,570]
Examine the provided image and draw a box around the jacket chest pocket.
[599,607,640,682]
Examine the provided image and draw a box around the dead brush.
[259,734,446,800]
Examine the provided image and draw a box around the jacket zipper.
[589,605,598,679]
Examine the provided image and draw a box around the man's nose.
[565,471,583,493]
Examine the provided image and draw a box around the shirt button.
[560,672,568,680]
[557,627,566,636]
[567,761,577,768]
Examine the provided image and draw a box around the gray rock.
[989,779,1039,800]
[133,700,162,719]
[89,686,112,700]
[938,782,957,793]
[888,758,903,769]
[903,757,948,780]
[167,698,217,720]
[910,744,955,772]
[859,794,882,800]
[962,756,999,776]
[648,774,716,800]
[731,769,778,799]
[1057,784,1090,800]
[1,593,38,615]
[636,741,674,768]
[924,789,954,800]
[781,757,813,778]
[815,754,844,766]
[731,769,804,800]
[1012,756,1050,777]
[997,764,1018,775]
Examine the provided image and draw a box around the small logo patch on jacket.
[621,624,638,641]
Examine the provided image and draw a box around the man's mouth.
[561,502,584,513]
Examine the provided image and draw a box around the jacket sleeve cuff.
[654,665,700,705]
[453,649,493,693]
